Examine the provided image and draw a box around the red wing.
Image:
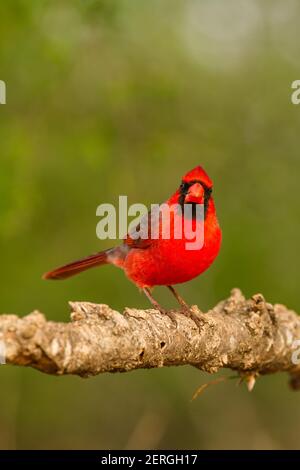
[124,210,157,250]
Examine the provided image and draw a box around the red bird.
[43,166,222,315]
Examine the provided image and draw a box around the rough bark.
[0,289,300,389]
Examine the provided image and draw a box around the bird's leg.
[167,285,190,310]
[142,287,177,326]
[167,285,203,330]
[143,287,166,314]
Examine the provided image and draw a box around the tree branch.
[1,289,300,389]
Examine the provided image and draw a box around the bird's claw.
[164,310,178,327]
[182,306,203,331]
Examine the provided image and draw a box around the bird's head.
[177,165,213,211]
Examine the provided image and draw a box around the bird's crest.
[182,166,213,188]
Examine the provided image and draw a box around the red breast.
[123,166,222,287]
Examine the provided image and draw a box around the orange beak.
[185,182,205,204]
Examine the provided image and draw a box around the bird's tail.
[43,249,112,280]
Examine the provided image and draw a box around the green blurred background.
[0,0,300,450]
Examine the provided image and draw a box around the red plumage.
[43,166,221,313]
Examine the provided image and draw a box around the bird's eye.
[180,182,187,192]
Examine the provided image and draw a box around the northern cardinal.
[43,166,222,315]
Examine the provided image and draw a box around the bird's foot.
[154,306,178,328]
[143,287,177,327]
[163,310,178,327]
[181,305,204,331]
[166,286,203,330]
